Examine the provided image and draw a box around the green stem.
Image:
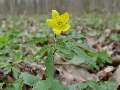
[45,34,57,80]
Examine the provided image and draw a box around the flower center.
[57,21,62,26]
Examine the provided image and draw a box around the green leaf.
[32,80,49,90]
[69,55,86,65]
[12,67,20,79]
[2,64,12,75]
[96,51,112,64]
[32,79,68,90]
[45,47,54,79]
[51,80,68,90]
[0,34,9,46]
[68,80,115,90]
[111,34,120,41]
[20,72,40,86]
[69,82,88,90]
[85,80,98,89]
[77,42,97,53]
[97,81,115,90]
[85,57,99,70]
[33,46,48,61]
[56,45,74,60]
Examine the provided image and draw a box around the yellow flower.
[47,10,70,35]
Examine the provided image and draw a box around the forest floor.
[0,14,120,90]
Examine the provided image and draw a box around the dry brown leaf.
[97,66,114,80]
[55,65,99,86]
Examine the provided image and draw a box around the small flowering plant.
[37,10,72,90]
[45,10,71,80]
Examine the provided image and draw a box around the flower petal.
[53,29,62,35]
[52,10,60,19]
[62,24,71,32]
[61,12,69,22]
[46,19,55,27]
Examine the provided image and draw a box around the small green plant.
[32,10,71,90]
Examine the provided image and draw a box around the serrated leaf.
[56,45,74,60]
[96,51,111,64]
[85,57,99,70]
[97,81,115,90]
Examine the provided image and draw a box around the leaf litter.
[0,15,120,90]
